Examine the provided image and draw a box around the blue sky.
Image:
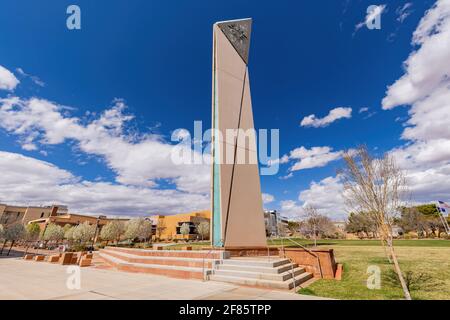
[1,0,449,219]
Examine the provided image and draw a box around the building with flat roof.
[28,213,129,231]
[264,210,290,237]
[150,211,210,241]
[0,204,68,226]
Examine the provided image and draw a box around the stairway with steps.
[208,257,313,290]
[97,247,313,290]
[98,247,227,280]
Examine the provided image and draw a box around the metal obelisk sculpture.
[211,19,267,248]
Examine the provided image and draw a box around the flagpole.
[436,201,450,235]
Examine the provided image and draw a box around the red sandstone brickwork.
[106,246,223,259]
[103,250,214,268]
[284,248,337,279]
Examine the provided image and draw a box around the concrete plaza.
[0,258,325,300]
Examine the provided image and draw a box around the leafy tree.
[42,224,65,243]
[100,220,125,245]
[346,212,378,238]
[72,222,96,244]
[2,223,26,256]
[416,204,439,217]
[195,221,210,240]
[64,226,75,242]
[26,223,41,241]
[400,205,447,238]
[287,221,300,235]
[180,223,191,238]
[124,218,153,243]
[23,223,41,255]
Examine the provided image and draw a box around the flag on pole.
[438,201,450,216]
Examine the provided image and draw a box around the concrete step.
[100,249,219,268]
[220,258,291,268]
[99,252,208,280]
[209,271,313,290]
[104,246,228,259]
[216,262,298,274]
[213,266,306,281]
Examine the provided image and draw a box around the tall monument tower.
[211,19,267,248]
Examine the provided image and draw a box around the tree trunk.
[0,240,7,255]
[24,242,30,256]
[387,242,412,300]
[381,239,392,263]
[7,240,15,256]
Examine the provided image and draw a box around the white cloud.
[383,0,450,204]
[280,176,347,220]
[397,3,414,23]
[0,65,19,91]
[300,107,352,128]
[262,193,275,204]
[0,97,210,194]
[355,4,387,32]
[279,172,293,180]
[383,1,450,109]
[299,176,346,216]
[287,146,343,172]
[359,107,369,113]
[283,1,450,221]
[0,151,209,216]
[16,68,45,87]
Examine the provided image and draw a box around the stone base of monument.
[203,246,280,258]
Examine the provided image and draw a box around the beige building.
[150,211,210,241]
[0,204,68,226]
[28,213,128,232]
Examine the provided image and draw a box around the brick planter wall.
[283,248,337,279]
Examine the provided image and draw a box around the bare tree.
[277,222,289,238]
[156,219,167,240]
[301,206,336,246]
[341,146,412,300]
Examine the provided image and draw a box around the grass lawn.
[298,244,450,300]
[268,238,450,248]
[164,239,450,300]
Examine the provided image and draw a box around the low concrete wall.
[283,248,337,279]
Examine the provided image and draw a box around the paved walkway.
[0,258,325,300]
